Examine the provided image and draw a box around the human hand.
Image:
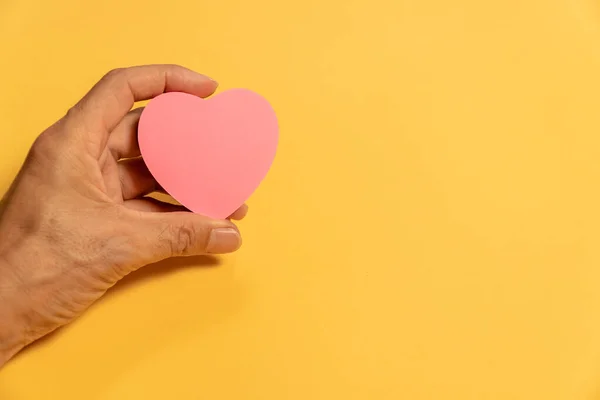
[0,65,247,366]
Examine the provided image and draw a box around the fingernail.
[207,228,241,253]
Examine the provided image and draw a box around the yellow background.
[2,0,600,398]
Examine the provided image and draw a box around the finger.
[69,64,218,143]
[228,204,248,221]
[118,157,157,200]
[124,198,187,213]
[108,108,144,159]
[130,211,241,260]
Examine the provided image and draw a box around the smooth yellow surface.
[2,0,600,398]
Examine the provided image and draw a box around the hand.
[0,65,247,366]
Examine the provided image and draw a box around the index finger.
[71,64,218,132]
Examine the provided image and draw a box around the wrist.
[0,256,29,367]
[0,304,26,368]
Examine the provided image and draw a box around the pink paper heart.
[138,89,278,219]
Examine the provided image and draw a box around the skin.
[0,65,247,367]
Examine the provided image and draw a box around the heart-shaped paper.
[138,89,278,219]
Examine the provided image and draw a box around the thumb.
[132,211,242,261]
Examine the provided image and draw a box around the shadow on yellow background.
[3,0,600,399]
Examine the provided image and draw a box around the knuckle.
[168,222,198,257]
[163,63,183,72]
[104,67,126,80]
[30,130,56,158]
[64,103,83,121]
